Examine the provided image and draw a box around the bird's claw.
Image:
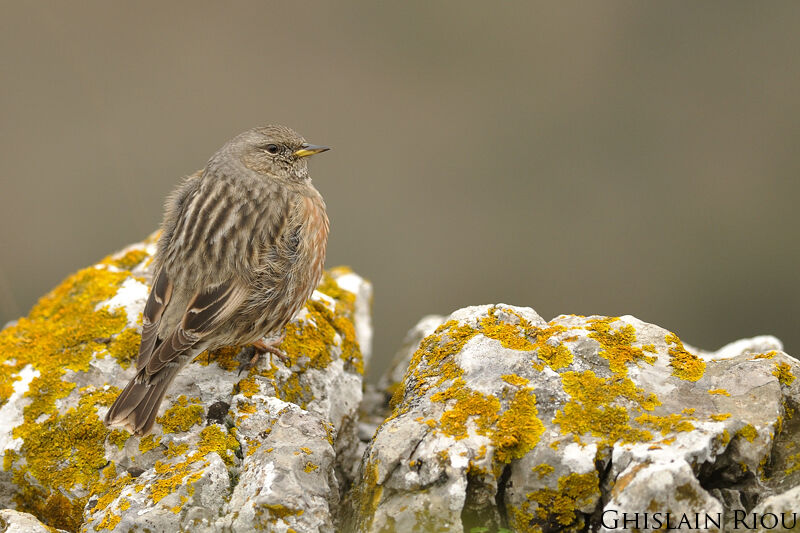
[236,335,288,375]
[236,345,258,375]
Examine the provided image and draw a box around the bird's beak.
[294,143,330,158]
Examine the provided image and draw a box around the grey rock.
[749,485,800,532]
[350,304,798,532]
[0,509,68,533]
[0,236,372,533]
[376,314,445,399]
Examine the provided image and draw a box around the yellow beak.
[294,143,330,158]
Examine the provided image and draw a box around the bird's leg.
[255,333,288,362]
[236,333,288,374]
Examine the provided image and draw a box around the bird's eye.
[265,144,280,155]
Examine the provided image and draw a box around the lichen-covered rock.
[348,304,798,532]
[359,315,445,449]
[0,234,372,532]
[0,509,68,533]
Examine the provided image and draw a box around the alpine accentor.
[105,125,329,436]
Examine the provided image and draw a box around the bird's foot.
[236,334,288,374]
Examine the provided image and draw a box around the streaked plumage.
[105,125,329,436]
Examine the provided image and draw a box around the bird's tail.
[104,366,180,437]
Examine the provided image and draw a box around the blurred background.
[1,2,798,380]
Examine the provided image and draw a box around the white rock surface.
[0,509,68,533]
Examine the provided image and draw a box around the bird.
[104,125,330,436]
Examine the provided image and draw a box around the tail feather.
[105,366,179,436]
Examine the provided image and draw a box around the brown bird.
[104,125,330,436]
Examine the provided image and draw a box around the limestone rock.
[748,485,800,532]
[0,234,372,533]
[349,304,798,532]
[0,509,68,533]
[359,314,445,445]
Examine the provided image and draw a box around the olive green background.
[1,2,798,380]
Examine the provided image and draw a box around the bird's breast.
[298,193,329,288]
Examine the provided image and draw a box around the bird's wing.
[141,278,248,378]
[136,268,173,371]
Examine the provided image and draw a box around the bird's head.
[234,124,329,182]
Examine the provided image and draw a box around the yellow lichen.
[708,389,730,396]
[156,395,204,434]
[303,462,319,473]
[262,504,305,520]
[493,387,545,463]
[196,344,242,372]
[279,272,363,375]
[0,263,133,531]
[784,453,800,475]
[352,459,382,532]
[751,351,778,360]
[171,495,188,514]
[665,333,705,381]
[479,309,536,351]
[107,429,131,450]
[89,463,132,531]
[138,434,162,454]
[532,463,554,479]
[481,308,575,370]
[236,375,261,398]
[553,370,658,445]
[710,413,731,422]
[512,472,600,530]
[9,386,119,531]
[105,327,141,370]
[198,424,240,467]
[434,381,500,440]
[149,458,206,505]
[166,441,189,458]
[587,318,657,375]
[635,413,695,435]
[736,424,758,443]
[773,362,796,386]
[502,374,530,387]
[102,248,149,271]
